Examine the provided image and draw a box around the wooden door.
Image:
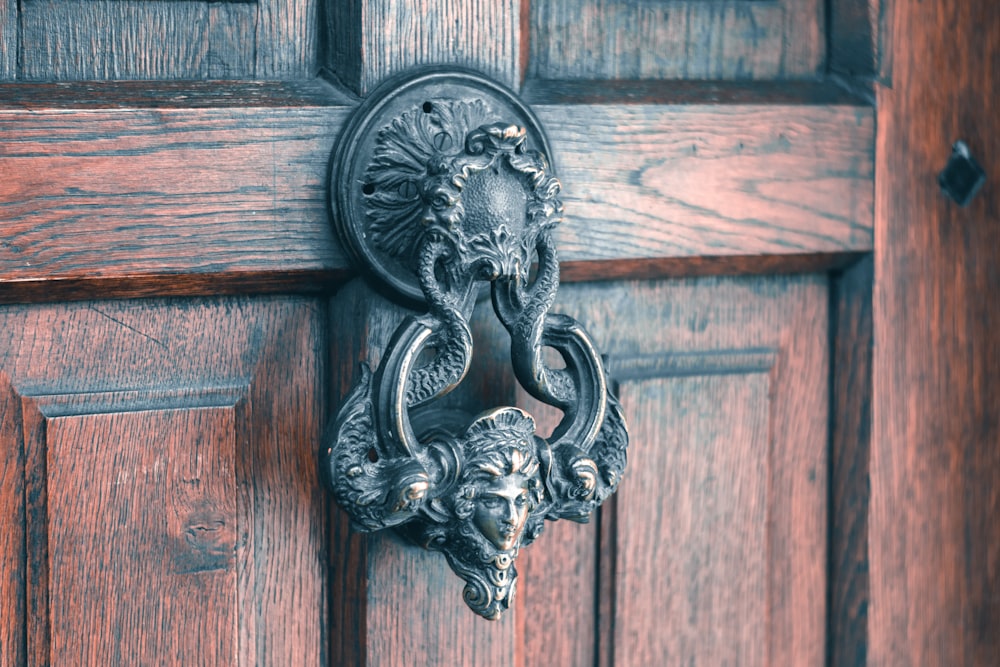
[1,1,997,666]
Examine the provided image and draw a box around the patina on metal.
[325,68,628,620]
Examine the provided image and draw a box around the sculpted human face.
[473,472,530,551]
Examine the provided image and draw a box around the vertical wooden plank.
[595,494,618,667]
[780,0,826,79]
[364,535,518,665]
[0,376,26,666]
[329,506,367,666]
[530,0,824,81]
[830,0,880,78]
[615,373,771,666]
[207,4,257,79]
[18,0,269,80]
[872,2,1000,666]
[0,0,15,80]
[21,398,50,666]
[518,399,598,667]
[767,276,829,667]
[20,0,211,80]
[516,276,828,666]
[256,0,317,78]
[323,0,362,91]
[45,408,239,665]
[324,0,522,96]
[328,280,396,667]
[828,256,872,667]
[243,299,329,666]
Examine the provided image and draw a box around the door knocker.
[324,69,629,620]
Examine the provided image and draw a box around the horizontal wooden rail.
[0,81,873,302]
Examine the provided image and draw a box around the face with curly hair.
[452,409,544,553]
[471,453,534,551]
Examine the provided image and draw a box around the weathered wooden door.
[1,1,997,666]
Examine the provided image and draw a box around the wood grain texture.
[530,0,824,81]
[364,534,517,666]
[517,382,598,667]
[518,276,828,666]
[522,79,871,106]
[830,0,881,79]
[0,80,355,108]
[518,518,599,667]
[871,2,1000,666]
[828,256,872,667]
[18,0,316,80]
[255,0,319,78]
[0,297,328,665]
[0,374,26,666]
[20,387,49,665]
[324,0,522,95]
[329,505,367,667]
[44,408,238,664]
[20,0,252,80]
[322,0,361,92]
[538,103,873,265]
[619,373,771,666]
[0,91,872,302]
[207,3,256,79]
[0,0,14,80]
[560,252,865,285]
[0,103,350,299]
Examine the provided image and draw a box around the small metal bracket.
[324,68,629,619]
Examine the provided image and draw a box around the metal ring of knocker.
[324,68,629,620]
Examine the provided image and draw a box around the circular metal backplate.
[330,68,554,307]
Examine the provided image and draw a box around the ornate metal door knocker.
[324,68,629,620]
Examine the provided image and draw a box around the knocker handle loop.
[324,68,629,620]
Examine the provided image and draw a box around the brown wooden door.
[1,1,997,666]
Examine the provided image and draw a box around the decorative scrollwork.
[326,70,628,620]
